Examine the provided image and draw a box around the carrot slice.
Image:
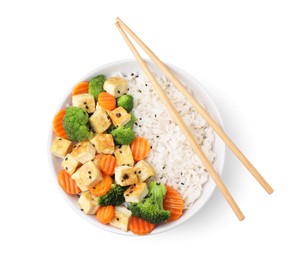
[130,137,150,162]
[53,109,68,139]
[72,81,89,96]
[96,205,115,224]
[163,185,184,221]
[98,92,116,110]
[58,169,81,195]
[89,175,112,196]
[129,216,156,235]
[99,155,117,176]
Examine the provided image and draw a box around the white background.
[0,0,296,259]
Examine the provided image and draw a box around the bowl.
[48,59,225,235]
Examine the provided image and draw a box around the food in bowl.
[50,72,215,235]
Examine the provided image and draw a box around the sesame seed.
[156,183,160,185]
[85,105,89,109]
[80,209,84,211]
[117,90,120,94]
[117,218,119,221]
[89,176,92,179]
[58,138,62,140]
[84,102,87,104]
[131,73,134,76]
[150,146,152,149]
[65,157,68,161]
[139,118,142,120]
[77,194,80,198]
[181,183,185,185]
[65,167,68,170]
[162,166,165,169]
[123,173,129,180]
[135,122,138,126]
[135,75,139,78]
[154,114,157,117]
[138,90,142,93]
[116,113,121,117]
[126,194,129,196]
[138,171,141,174]
[119,151,122,154]
[92,144,95,147]
[156,135,159,138]
[118,145,122,149]
[88,171,91,174]
[145,83,148,86]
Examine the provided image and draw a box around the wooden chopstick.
[115,22,245,221]
[116,17,273,195]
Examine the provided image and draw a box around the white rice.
[114,72,216,209]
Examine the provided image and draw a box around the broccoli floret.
[111,127,135,145]
[130,181,170,224]
[89,74,106,100]
[123,113,136,129]
[98,184,128,206]
[62,106,93,141]
[117,94,134,112]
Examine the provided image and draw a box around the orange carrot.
[72,81,89,96]
[53,109,68,139]
[58,170,81,195]
[130,137,150,162]
[89,175,112,197]
[129,216,156,235]
[93,154,105,170]
[99,155,117,176]
[163,185,184,221]
[96,205,115,224]
[98,92,116,110]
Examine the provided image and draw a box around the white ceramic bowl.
[48,59,225,235]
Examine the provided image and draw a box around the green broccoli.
[89,74,106,100]
[62,106,93,141]
[130,181,170,224]
[98,184,128,206]
[123,113,136,129]
[111,127,135,145]
[117,94,134,112]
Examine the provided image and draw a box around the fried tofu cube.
[72,93,95,113]
[78,191,99,215]
[110,206,132,231]
[92,154,104,170]
[124,183,148,203]
[107,107,131,127]
[71,161,102,191]
[134,160,155,182]
[90,133,114,154]
[71,141,96,164]
[114,145,134,166]
[89,110,111,133]
[61,153,81,175]
[115,166,138,186]
[50,137,72,158]
[103,77,128,98]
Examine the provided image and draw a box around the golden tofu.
[107,107,131,127]
[71,141,96,164]
[90,133,114,154]
[110,206,132,231]
[89,109,111,133]
[92,154,104,170]
[114,145,134,166]
[124,182,148,203]
[71,161,102,191]
[72,93,95,113]
[61,153,81,175]
[78,191,99,215]
[115,166,138,186]
[134,160,155,182]
[50,137,72,158]
[103,77,128,98]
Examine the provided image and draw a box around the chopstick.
[115,22,245,221]
[115,17,273,195]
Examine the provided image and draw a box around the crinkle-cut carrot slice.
[130,137,150,162]
[58,169,81,195]
[163,185,184,222]
[72,81,89,96]
[129,216,156,235]
[53,109,68,139]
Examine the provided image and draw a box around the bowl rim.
[47,59,225,236]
